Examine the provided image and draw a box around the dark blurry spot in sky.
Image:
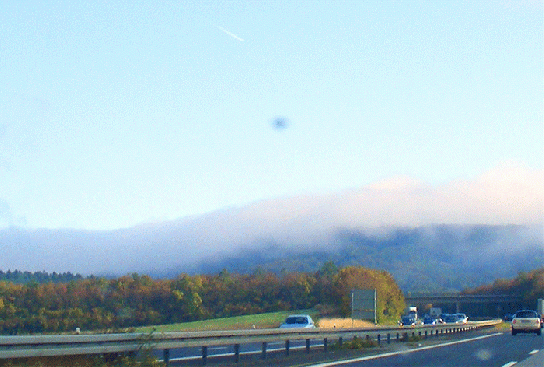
[272,117,288,130]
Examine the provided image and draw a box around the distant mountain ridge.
[186,224,544,292]
[1,165,542,291]
[3,223,541,292]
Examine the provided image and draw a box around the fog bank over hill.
[0,164,542,284]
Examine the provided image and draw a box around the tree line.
[0,270,84,284]
[461,267,544,316]
[0,263,405,334]
[463,268,544,299]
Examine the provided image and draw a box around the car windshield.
[516,311,537,318]
[285,317,308,325]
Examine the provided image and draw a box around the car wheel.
[537,329,541,336]
[512,329,517,336]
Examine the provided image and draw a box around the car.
[400,315,417,326]
[279,314,316,328]
[511,310,541,335]
[455,313,468,324]
[442,314,459,324]
[503,313,514,322]
[423,316,438,325]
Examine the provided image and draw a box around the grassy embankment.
[134,310,377,333]
[135,310,312,333]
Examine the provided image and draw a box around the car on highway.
[442,314,459,324]
[423,316,436,325]
[400,315,418,326]
[442,313,468,324]
[503,313,514,322]
[279,314,316,328]
[455,313,468,324]
[511,310,541,335]
[423,315,443,325]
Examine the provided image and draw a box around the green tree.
[333,266,404,323]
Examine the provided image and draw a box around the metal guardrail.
[0,319,502,363]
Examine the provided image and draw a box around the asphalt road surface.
[309,332,543,367]
[155,337,324,363]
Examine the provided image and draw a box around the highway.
[0,320,522,366]
[308,332,543,367]
[155,338,324,363]
[155,324,539,367]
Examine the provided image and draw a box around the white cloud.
[1,162,541,275]
[228,162,543,237]
[170,162,543,256]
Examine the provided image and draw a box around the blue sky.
[1,0,542,230]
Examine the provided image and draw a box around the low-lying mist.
[0,163,542,278]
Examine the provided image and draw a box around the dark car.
[423,316,438,325]
[401,316,417,326]
[504,313,514,322]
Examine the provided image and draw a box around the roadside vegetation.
[135,310,300,332]
[0,353,165,367]
[0,263,404,335]
[462,268,544,315]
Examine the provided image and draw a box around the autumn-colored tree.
[0,265,406,334]
[332,266,405,323]
[170,274,205,322]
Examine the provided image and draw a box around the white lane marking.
[308,333,503,367]
[529,349,539,355]
[168,342,325,362]
[501,362,517,367]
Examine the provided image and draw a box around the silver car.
[279,314,316,328]
[512,310,541,335]
[455,313,468,324]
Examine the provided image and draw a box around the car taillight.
[512,319,516,324]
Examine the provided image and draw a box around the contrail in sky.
[216,26,244,42]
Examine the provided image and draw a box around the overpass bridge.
[404,293,523,315]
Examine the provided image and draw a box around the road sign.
[351,289,376,323]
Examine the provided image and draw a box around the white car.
[511,310,541,335]
[279,314,316,328]
[455,313,468,324]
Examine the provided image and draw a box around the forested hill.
[187,224,544,292]
[0,270,84,284]
[1,225,541,293]
[0,265,404,334]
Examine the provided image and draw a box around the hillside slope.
[188,224,543,292]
